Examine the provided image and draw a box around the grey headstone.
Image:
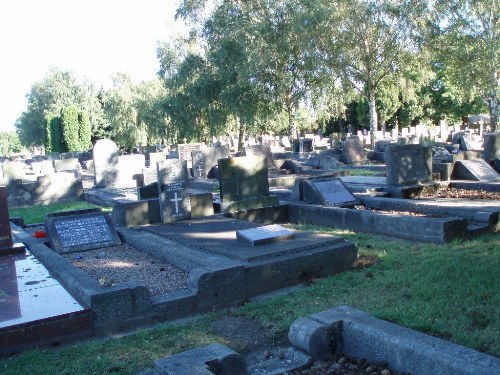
[192,146,230,179]
[93,139,119,187]
[483,132,500,161]
[460,133,482,151]
[1,161,26,181]
[341,138,367,163]
[236,224,294,246]
[452,159,500,181]
[54,158,80,172]
[303,178,360,207]
[245,144,273,166]
[44,211,121,254]
[148,152,166,168]
[385,145,432,186]
[157,159,191,223]
[177,143,201,168]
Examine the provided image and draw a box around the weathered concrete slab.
[290,305,500,375]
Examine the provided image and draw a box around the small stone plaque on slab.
[236,224,294,246]
[45,211,121,254]
[303,178,360,207]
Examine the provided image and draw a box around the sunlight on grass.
[9,201,105,224]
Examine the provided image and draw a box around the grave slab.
[45,211,121,254]
[143,216,344,263]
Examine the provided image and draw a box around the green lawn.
[9,201,109,225]
[3,202,499,374]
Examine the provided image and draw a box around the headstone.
[93,139,119,187]
[157,159,191,223]
[177,143,201,168]
[192,146,230,179]
[302,178,360,207]
[460,133,482,151]
[341,138,367,163]
[142,167,158,186]
[218,156,279,213]
[245,144,273,166]
[483,132,500,161]
[236,224,294,246]
[452,159,500,181]
[0,186,25,255]
[115,154,146,187]
[54,158,80,172]
[401,128,409,137]
[385,144,433,186]
[44,210,121,254]
[1,161,26,182]
[148,152,166,168]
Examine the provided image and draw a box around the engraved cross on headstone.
[197,164,204,177]
[170,191,182,214]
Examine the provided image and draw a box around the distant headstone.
[54,158,80,172]
[385,145,433,186]
[245,144,273,166]
[218,156,279,213]
[236,224,294,246]
[483,132,500,161]
[192,146,230,179]
[93,139,119,187]
[452,160,500,181]
[157,159,191,223]
[142,167,158,186]
[177,143,201,168]
[341,138,367,163]
[1,161,26,182]
[303,178,360,207]
[148,152,166,167]
[460,133,482,151]
[44,210,121,254]
[0,187,25,255]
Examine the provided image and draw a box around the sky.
[0,0,186,132]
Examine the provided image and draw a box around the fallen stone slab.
[138,343,247,375]
[288,305,500,375]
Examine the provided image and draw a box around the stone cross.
[170,191,182,214]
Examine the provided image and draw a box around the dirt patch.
[434,188,500,200]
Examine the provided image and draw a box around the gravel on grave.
[290,356,410,375]
[62,244,189,296]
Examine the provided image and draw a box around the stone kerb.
[289,305,500,375]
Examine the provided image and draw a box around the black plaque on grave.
[303,178,360,207]
[157,159,191,223]
[452,159,500,181]
[44,211,121,254]
[236,224,294,246]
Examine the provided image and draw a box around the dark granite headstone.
[452,159,500,181]
[218,156,279,213]
[0,187,25,255]
[385,145,433,186]
[236,224,294,246]
[341,138,367,163]
[93,139,119,187]
[157,159,191,223]
[483,132,500,161]
[303,178,360,207]
[44,210,121,254]
[192,146,230,179]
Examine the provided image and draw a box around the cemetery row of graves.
[0,126,499,374]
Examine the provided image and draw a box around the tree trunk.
[367,88,378,148]
[237,118,246,153]
[486,91,499,132]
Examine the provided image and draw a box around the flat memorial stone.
[304,178,360,207]
[236,224,294,246]
[452,159,500,181]
[45,211,121,254]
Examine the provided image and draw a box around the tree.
[61,105,80,151]
[78,110,92,150]
[316,0,430,146]
[432,0,499,130]
[0,131,23,157]
[15,68,106,149]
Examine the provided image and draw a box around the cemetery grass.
[9,201,109,225]
[1,229,499,374]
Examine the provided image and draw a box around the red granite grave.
[0,186,25,255]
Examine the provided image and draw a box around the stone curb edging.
[288,305,500,375]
